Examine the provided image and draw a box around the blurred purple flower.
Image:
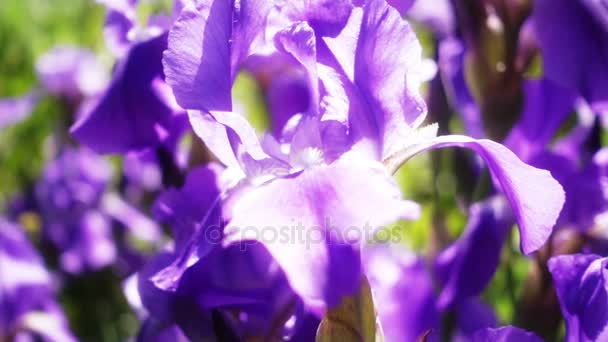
[0,219,76,342]
[0,46,107,130]
[35,148,115,273]
[0,92,40,129]
[35,148,160,274]
[35,46,108,99]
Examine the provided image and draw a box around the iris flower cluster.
[1,0,608,341]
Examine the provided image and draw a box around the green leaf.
[316,276,383,342]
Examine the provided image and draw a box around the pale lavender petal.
[101,192,162,243]
[276,0,353,36]
[224,154,418,312]
[321,0,427,160]
[386,135,565,254]
[163,0,232,111]
[363,245,440,342]
[406,0,455,37]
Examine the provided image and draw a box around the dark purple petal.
[455,299,498,336]
[150,164,224,291]
[274,21,319,112]
[435,197,513,308]
[71,34,178,154]
[438,38,484,138]
[386,0,415,15]
[534,0,608,111]
[136,318,190,342]
[243,54,311,136]
[505,79,577,161]
[549,254,608,341]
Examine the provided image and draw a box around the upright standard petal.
[549,254,608,341]
[320,0,427,160]
[163,0,271,111]
[384,134,564,254]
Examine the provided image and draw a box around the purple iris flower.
[71,0,187,154]
[138,165,314,340]
[0,219,76,342]
[35,148,161,274]
[161,0,563,313]
[549,253,608,341]
[534,0,608,112]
